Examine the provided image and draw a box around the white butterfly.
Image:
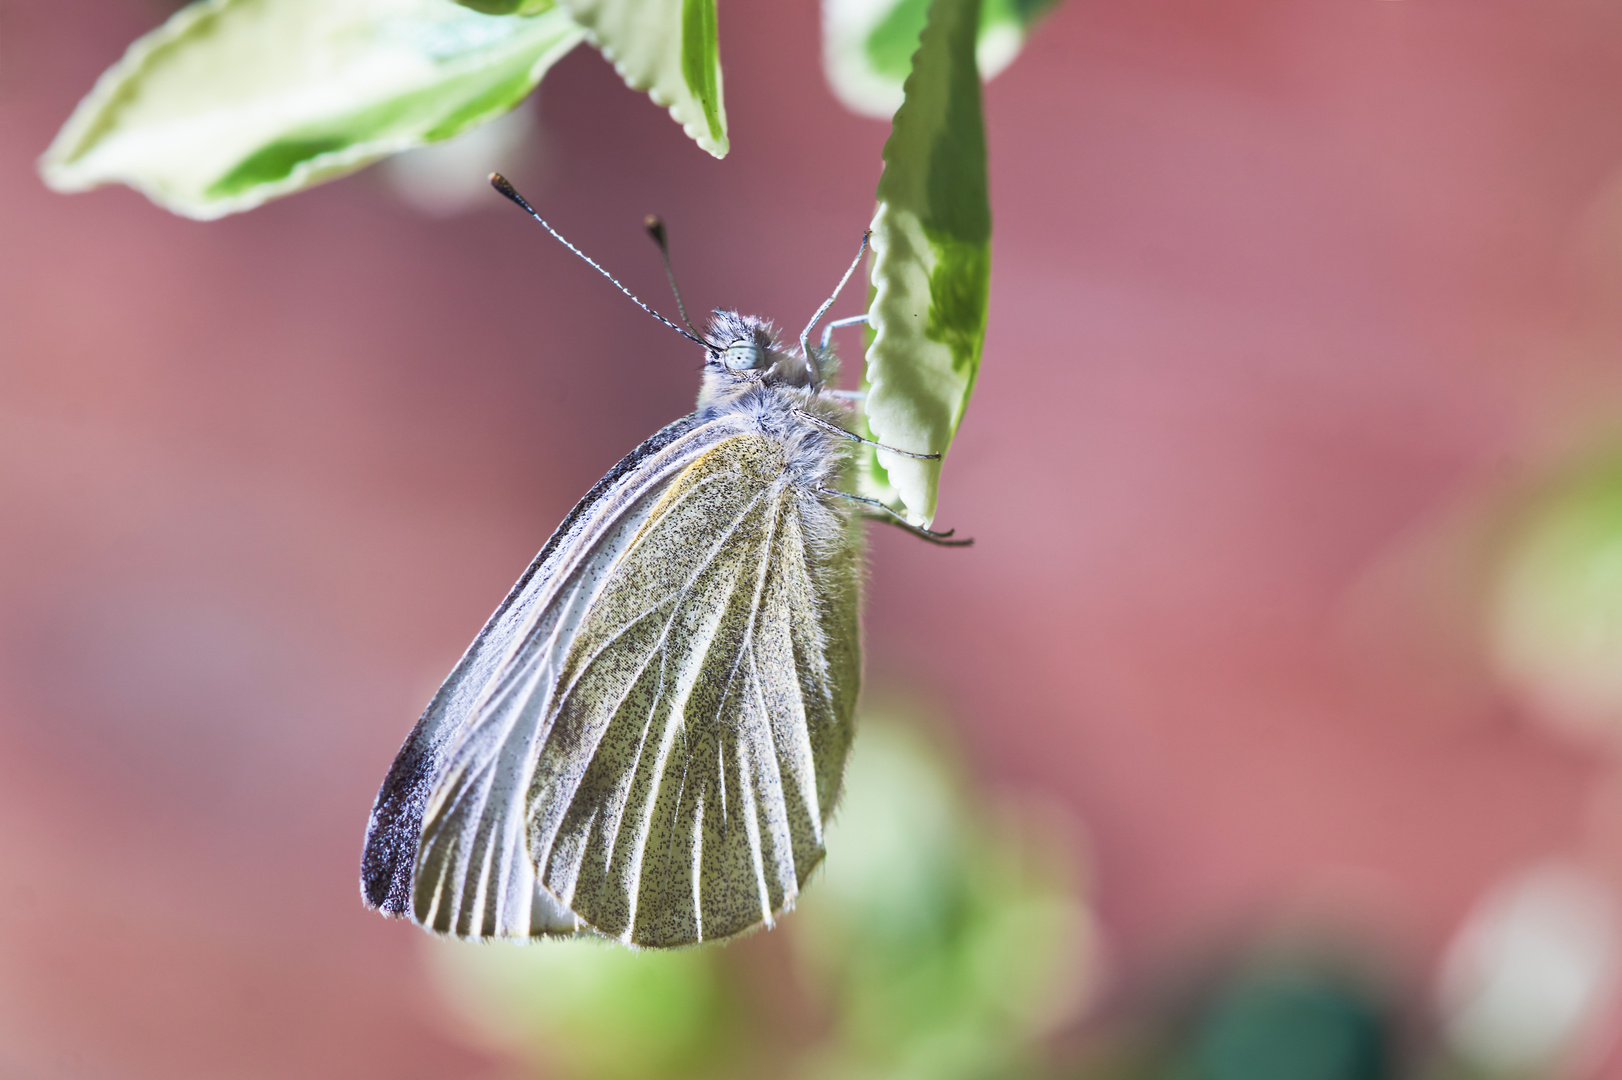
[360,176,965,948]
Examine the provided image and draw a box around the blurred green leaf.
[859,0,990,526]
[1490,454,1622,738]
[824,0,1060,119]
[40,0,584,220]
[428,934,731,1080]
[793,721,1093,1080]
[556,0,728,158]
[1176,966,1393,1080]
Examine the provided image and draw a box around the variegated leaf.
[858,0,990,527]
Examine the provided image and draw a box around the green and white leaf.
[40,0,585,220]
[455,0,554,13]
[823,0,1059,119]
[556,0,727,158]
[859,0,990,527]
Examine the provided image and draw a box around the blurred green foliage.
[792,720,1089,1080]
[430,937,734,1078]
[427,715,1095,1080]
[1169,967,1391,1080]
[1071,958,1400,1080]
[1490,450,1622,738]
[426,718,1426,1080]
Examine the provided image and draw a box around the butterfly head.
[702,311,821,389]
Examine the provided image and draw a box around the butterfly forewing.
[364,414,740,938]
[525,433,859,946]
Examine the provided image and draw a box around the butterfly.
[360,174,967,948]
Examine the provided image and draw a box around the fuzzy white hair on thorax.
[691,309,862,566]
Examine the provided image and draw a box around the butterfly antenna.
[643,215,706,342]
[799,230,871,390]
[490,174,705,346]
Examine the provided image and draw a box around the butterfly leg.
[800,235,872,390]
[794,410,940,460]
[866,514,975,546]
[819,313,868,352]
[816,486,974,546]
[814,317,870,405]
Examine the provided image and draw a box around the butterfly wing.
[524,432,861,947]
[360,412,735,936]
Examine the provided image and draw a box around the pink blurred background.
[8,0,1622,1074]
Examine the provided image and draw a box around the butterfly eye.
[722,341,766,371]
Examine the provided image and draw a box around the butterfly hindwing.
[525,432,860,947]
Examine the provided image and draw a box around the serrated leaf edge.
[862,201,954,527]
[39,2,586,220]
[565,12,728,158]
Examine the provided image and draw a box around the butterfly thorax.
[694,311,855,496]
